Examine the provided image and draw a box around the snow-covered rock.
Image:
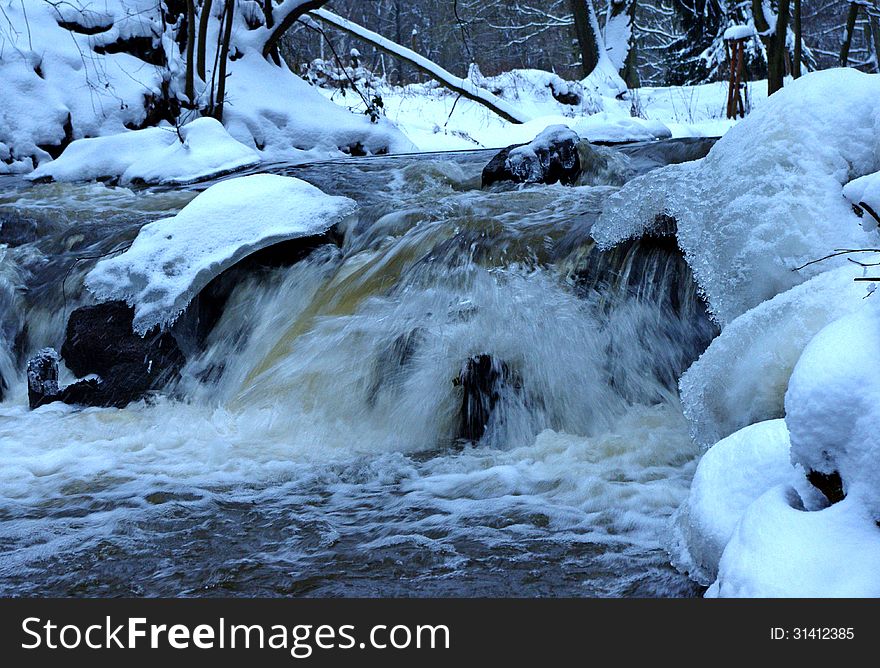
[593,69,880,326]
[708,488,880,597]
[785,306,880,517]
[28,118,260,185]
[680,262,872,447]
[667,420,798,585]
[85,174,357,334]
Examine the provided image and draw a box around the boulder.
[25,301,187,409]
[0,212,39,247]
[27,348,60,408]
[455,354,521,443]
[481,125,582,188]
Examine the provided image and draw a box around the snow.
[708,489,880,597]
[310,8,531,124]
[785,306,880,517]
[667,419,798,584]
[680,262,873,448]
[593,69,880,326]
[0,0,166,170]
[603,3,633,72]
[844,171,880,232]
[723,24,756,41]
[0,1,415,175]
[85,174,357,334]
[222,51,416,162]
[28,118,260,185]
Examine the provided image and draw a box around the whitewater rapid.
[0,144,714,596]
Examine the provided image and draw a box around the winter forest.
[1,0,879,602]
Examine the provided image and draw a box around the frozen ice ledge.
[85,174,358,334]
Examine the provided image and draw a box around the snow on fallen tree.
[592,68,880,327]
[27,118,260,185]
[85,174,357,334]
[307,8,531,125]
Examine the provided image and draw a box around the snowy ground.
[316,71,762,152]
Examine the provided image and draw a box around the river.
[0,140,715,596]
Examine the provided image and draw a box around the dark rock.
[481,126,583,188]
[93,36,166,67]
[183,230,340,348]
[51,301,185,408]
[454,354,521,443]
[0,213,39,247]
[807,470,845,505]
[37,113,74,161]
[27,348,61,409]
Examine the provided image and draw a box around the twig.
[793,248,880,271]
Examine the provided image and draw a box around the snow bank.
[786,306,880,516]
[223,52,415,161]
[29,118,260,185]
[844,171,880,232]
[708,489,880,597]
[85,174,357,333]
[0,0,165,171]
[667,420,800,584]
[678,300,880,597]
[0,2,414,173]
[680,263,872,447]
[593,69,880,326]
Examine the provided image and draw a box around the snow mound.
[667,420,797,584]
[0,0,166,170]
[29,118,260,185]
[85,174,357,334]
[708,489,880,597]
[223,52,416,161]
[680,263,871,447]
[592,69,880,326]
[786,306,880,516]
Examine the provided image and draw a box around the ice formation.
[679,262,873,447]
[592,69,880,326]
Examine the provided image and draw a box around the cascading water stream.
[0,140,717,596]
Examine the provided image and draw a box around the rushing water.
[0,140,716,596]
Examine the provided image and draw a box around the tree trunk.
[792,0,802,78]
[185,0,196,104]
[754,0,791,95]
[213,0,235,121]
[569,0,601,78]
[261,0,332,60]
[395,1,405,84]
[196,0,214,81]
[623,0,640,88]
[840,2,860,66]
